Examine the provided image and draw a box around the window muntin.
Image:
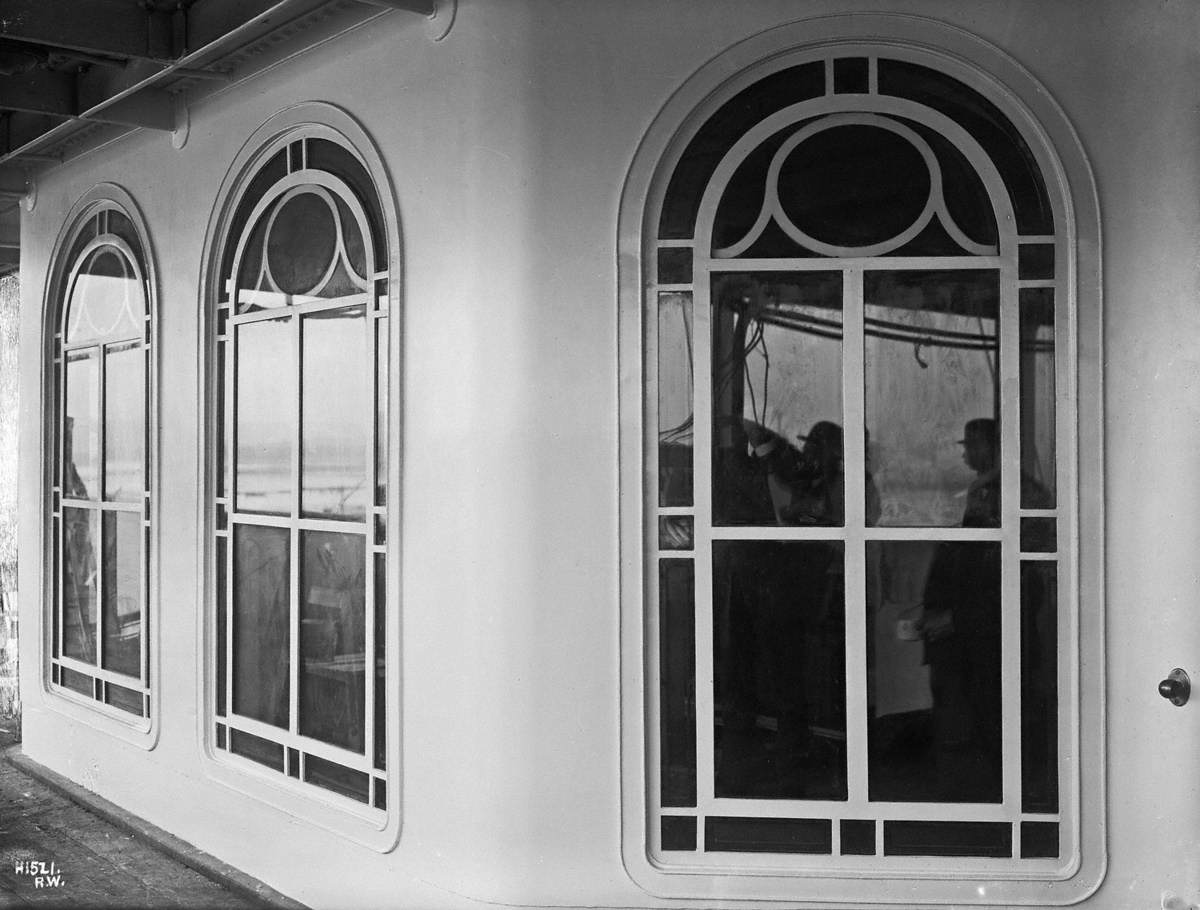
[50,208,151,720]
[213,135,390,814]
[646,54,1071,874]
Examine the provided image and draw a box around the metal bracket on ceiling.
[356,0,456,41]
[0,172,36,212]
[172,94,189,150]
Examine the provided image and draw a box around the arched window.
[621,22,1102,904]
[208,117,395,824]
[48,193,153,723]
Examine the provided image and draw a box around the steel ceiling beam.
[0,0,176,62]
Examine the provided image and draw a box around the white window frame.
[198,103,403,851]
[618,16,1104,905]
[40,184,159,748]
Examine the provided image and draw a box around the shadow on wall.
[0,273,18,730]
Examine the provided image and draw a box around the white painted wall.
[16,0,1200,906]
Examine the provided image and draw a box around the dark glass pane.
[712,272,843,526]
[1021,821,1059,858]
[333,195,368,285]
[288,141,302,173]
[868,540,1001,803]
[883,820,1011,857]
[222,148,287,289]
[51,516,60,657]
[235,317,293,515]
[299,531,366,752]
[216,340,227,498]
[658,516,693,551]
[1019,244,1054,280]
[713,125,808,257]
[374,553,386,771]
[62,507,99,663]
[302,306,370,520]
[864,270,998,527]
[235,213,271,312]
[307,138,386,272]
[60,665,93,696]
[287,747,300,778]
[833,57,868,94]
[65,216,98,277]
[1020,288,1056,507]
[375,317,387,507]
[104,342,143,502]
[660,62,824,240]
[229,728,285,772]
[657,247,692,284]
[101,511,141,678]
[216,724,227,749]
[659,559,696,807]
[878,59,1053,235]
[104,681,143,715]
[840,819,876,855]
[1022,561,1058,813]
[1020,518,1057,553]
[705,817,831,854]
[65,246,142,344]
[661,815,697,851]
[106,210,139,256]
[772,125,929,250]
[373,778,387,810]
[232,525,290,729]
[64,350,99,499]
[304,754,370,803]
[216,536,227,717]
[887,119,997,252]
[658,291,693,507]
[714,541,846,800]
[267,191,338,296]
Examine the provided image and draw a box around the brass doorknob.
[1159,668,1191,707]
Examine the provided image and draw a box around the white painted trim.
[617,14,1104,906]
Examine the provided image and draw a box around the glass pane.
[661,816,697,851]
[868,541,1001,803]
[101,511,141,678]
[1021,821,1059,858]
[375,317,387,507]
[65,246,142,344]
[306,138,386,272]
[658,516,694,551]
[712,272,843,526]
[1018,244,1054,280]
[232,525,290,729]
[236,317,293,515]
[229,728,285,772]
[104,342,143,501]
[705,817,831,854]
[883,820,1011,857]
[374,553,386,771]
[374,778,386,810]
[1021,561,1058,812]
[833,57,868,94]
[216,536,227,717]
[1020,288,1056,507]
[713,541,846,800]
[659,559,696,807]
[840,819,876,855]
[302,306,369,520]
[1020,517,1056,553]
[865,270,998,527]
[59,665,93,696]
[104,681,143,715]
[62,507,99,663]
[657,247,692,284]
[64,350,99,499]
[216,339,227,497]
[267,191,338,297]
[299,531,365,752]
[303,754,369,803]
[658,291,693,507]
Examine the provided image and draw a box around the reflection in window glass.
[658,292,694,507]
[712,273,843,526]
[867,540,1001,804]
[236,317,293,515]
[101,512,141,678]
[65,350,99,499]
[714,540,846,800]
[104,341,144,502]
[62,507,99,662]
[302,307,369,520]
[865,270,998,527]
[299,531,366,752]
[233,524,290,729]
[1020,288,1056,507]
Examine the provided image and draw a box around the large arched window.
[207,111,397,832]
[620,20,1103,905]
[47,191,154,725]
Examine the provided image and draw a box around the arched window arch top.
[63,235,146,345]
[708,111,1000,259]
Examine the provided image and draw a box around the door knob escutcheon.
[1159,668,1191,706]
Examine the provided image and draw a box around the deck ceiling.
[0,0,439,275]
